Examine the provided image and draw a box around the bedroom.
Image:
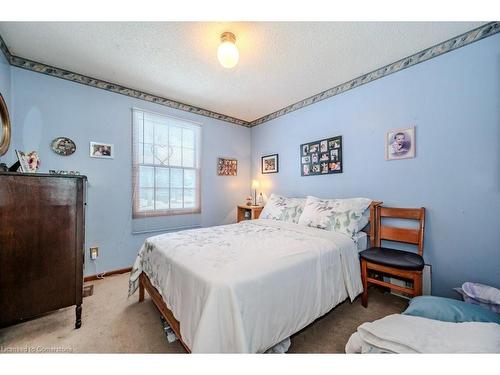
[0,0,499,373]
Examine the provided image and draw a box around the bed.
[129,200,380,353]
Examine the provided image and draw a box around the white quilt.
[129,219,363,353]
[345,314,500,353]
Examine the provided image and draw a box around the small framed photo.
[302,164,310,175]
[301,144,309,156]
[217,157,237,176]
[90,142,114,159]
[261,154,279,174]
[330,149,339,162]
[385,127,415,160]
[15,150,39,173]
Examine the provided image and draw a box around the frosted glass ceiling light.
[217,32,239,69]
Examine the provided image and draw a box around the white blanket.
[345,314,500,353]
[129,219,362,353]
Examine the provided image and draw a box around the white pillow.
[259,194,306,224]
[298,196,372,237]
[463,282,500,306]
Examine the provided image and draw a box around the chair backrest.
[375,206,426,256]
[367,201,382,247]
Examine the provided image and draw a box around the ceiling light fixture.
[217,32,239,69]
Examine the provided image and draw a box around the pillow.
[403,296,500,324]
[455,289,500,314]
[297,196,372,237]
[259,194,306,224]
[455,283,500,313]
[462,282,500,305]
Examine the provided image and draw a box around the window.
[132,108,201,218]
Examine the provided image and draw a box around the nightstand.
[237,205,263,222]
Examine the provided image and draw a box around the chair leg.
[361,259,368,308]
[413,272,423,297]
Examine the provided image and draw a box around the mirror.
[0,92,11,156]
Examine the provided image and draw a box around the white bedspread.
[345,314,500,353]
[129,219,362,353]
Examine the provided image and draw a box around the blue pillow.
[403,296,500,324]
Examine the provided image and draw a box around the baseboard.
[84,267,132,282]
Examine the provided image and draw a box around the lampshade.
[217,32,239,69]
[251,180,260,189]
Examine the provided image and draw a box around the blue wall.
[3,33,499,295]
[251,34,500,298]
[7,67,251,275]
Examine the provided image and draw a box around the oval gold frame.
[0,92,11,156]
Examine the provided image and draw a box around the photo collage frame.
[300,136,343,176]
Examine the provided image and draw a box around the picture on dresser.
[300,135,343,176]
[15,150,40,173]
[217,157,238,176]
[261,154,279,174]
[385,127,415,160]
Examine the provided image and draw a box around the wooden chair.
[359,206,426,308]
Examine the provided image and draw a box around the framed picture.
[300,135,343,176]
[217,157,237,176]
[385,127,415,160]
[14,150,40,173]
[51,137,76,156]
[261,154,279,174]
[90,142,114,159]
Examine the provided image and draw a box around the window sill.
[132,224,201,235]
[132,209,201,219]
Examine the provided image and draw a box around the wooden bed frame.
[138,200,382,353]
[139,272,191,352]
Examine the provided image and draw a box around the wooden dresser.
[0,172,86,329]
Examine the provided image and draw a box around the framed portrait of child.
[385,127,415,160]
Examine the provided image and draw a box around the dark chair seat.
[360,247,424,271]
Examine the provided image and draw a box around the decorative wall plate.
[51,137,76,156]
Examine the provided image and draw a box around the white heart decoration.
[152,144,173,166]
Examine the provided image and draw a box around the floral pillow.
[259,194,306,224]
[297,196,372,237]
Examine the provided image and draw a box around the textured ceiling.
[0,22,485,122]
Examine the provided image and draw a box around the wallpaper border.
[1,22,499,128]
[249,22,500,127]
[0,34,251,127]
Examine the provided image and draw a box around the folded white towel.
[346,314,500,353]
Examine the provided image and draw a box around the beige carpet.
[0,273,407,353]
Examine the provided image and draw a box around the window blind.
[132,108,201,219]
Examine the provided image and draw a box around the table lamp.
[251,180,260,206]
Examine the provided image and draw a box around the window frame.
[132,108,202,219]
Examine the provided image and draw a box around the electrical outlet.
[90,246,99,260]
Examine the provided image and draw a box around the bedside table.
[237,205,263,222]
